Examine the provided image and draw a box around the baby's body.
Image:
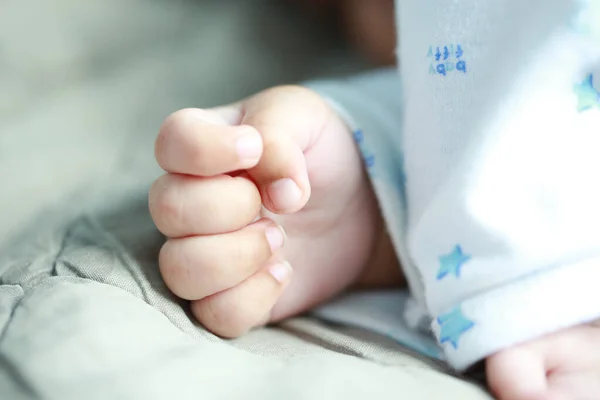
[149,1,600,398]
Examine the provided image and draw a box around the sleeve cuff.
[432,254,600,370]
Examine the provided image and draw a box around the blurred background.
[0,0,395,241]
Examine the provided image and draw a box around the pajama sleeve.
[306,0,600,371]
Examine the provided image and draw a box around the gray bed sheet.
[0,1,492,398]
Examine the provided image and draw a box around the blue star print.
[574,74,600,112]
[352,129,375,169]
[353,129,364,144]
[437,245,471,280]
[437,307,475,349]
[364,154,375,168]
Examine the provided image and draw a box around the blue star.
[353,129,364,144]
[437,245,471,280]
[364,154,375,168]
[574,74,600,112]
[437,306,475,349]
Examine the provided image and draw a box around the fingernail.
[265,225,286,252]
[269,261,292,283]
[267,178,302,211]
[235,132,262,161]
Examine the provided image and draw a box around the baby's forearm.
[354,214,403,289]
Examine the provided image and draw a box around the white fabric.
[309,0,600,370]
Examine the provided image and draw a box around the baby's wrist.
[354,219,404,289]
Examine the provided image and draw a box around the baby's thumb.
[240,86,329,214]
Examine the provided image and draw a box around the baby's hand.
[487,322,600,400]
[149,86,397,338]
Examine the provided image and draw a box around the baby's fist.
[149,86,357,337]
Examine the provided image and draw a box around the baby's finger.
[155,108,263,177]
[241,86,331,213]
[191,261,292,338]
[149,173,261,237]
[487,348,548,400]
[249,133,308,214]
[159,219,286,301]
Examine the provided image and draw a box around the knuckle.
[161,108,197,132]
[158,242,180,287]
[194,298,247,338]
[158,240,194,299]
[155,111,186,163]
[148,176,184,235]
[157,108,209,170]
